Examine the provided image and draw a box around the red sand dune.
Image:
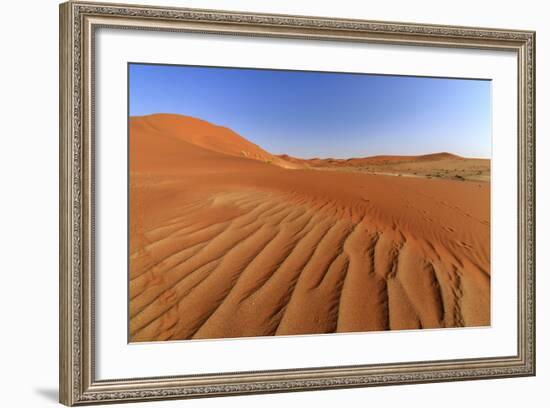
[134,113,272,161]
[279,152,460,166]
[129,114,490,342]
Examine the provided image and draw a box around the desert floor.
[129,114,490,342]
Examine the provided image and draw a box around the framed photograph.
[59,1,536,405]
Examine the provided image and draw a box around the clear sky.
[129,63,491,159]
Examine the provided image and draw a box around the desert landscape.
[129,113,490,342]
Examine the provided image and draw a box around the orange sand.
[129,113,490,342]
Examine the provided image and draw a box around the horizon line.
[129,113,491,161]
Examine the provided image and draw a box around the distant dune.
[279,152,461,165]
[277,152,490,182]
[129,114,490,342]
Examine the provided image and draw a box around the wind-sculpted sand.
[129,114,490,342]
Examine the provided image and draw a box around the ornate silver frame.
[59,1,536,405]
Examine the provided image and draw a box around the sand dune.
[131,114,301,170]
[129,114,490,342]
[277,152,490,182]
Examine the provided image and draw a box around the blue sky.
[129,63,491,159]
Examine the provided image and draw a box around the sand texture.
[129,113,490,342]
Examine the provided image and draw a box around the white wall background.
[0,0,546,407]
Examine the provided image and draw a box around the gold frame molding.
[59,1,536,405]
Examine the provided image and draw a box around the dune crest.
[133,113,268,159]
[129,114,490,342]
